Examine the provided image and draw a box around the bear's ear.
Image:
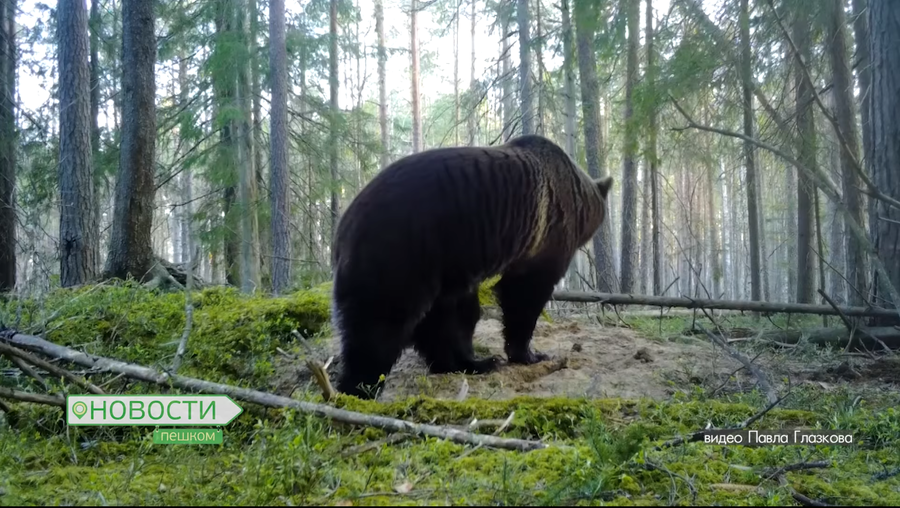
[594,176,614,199]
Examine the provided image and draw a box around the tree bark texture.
[646,0,661,296]
[827,0,868,306]
[467,0,476,145]
[329,0,340,250]
[574,0,616,292]
[619,0,639,293]
[867,0,900,319]
[409,0,422,152]
[235,0,260,293]
[269,0,290,294]
[0,0,14,292]
[850,0,872,242]
[103,0,156,282]
[793,4,818,304]
[375,0,389,168]
[740,0,762,302]
[58,0,99,287]
[517,0,533,135]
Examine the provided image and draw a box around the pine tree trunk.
[517,0,533,135]
[0,0,14,292]
[561,0,576,157]
[251,0,269,284]
[619,0,639,293]
[501,15,512,141]
[235,0,260,292]
[329,0,340,251]
[376,0,389,168]
[178,52,191,267]
[646,0,661,296]
[410,0,422,152]
[269,0,290,293]
[867,0,900,323]
[58,0,99,287]
[794,5,818,304]
[103,0,156,282]
[574,0,616,292]
[850,0,872,245]
[453,0,459,146]
[740,0,762,302]
[828,0,868,306]
[467,0,476,145]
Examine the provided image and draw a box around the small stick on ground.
[5,354,49,391]
[291,330,336,401]
[341,432,412,457]
[818,289,894,356]
[0,342,105,394]
[695,317,779,405]
[653,390,791,451]
[0,386,66,407]
[776,474,832,507]
[761,461,831,481]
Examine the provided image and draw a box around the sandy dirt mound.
[279,317,751,402]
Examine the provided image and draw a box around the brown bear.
[331,134,613,399]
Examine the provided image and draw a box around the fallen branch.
[818,289,895,355]
[654,390,791,451]
[551,291,897,319]
[0,342,105,394]
[776,474,832,507]
[754,326,900,351]
[292,330,336,402]
[0,386,66,408]
[5,354,49,391]
[0,330,547,452]
[694,322,779,405]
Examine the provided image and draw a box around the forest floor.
[2,284,900,506]
[283,309,900,406]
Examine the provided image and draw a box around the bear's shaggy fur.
[331,135,613,399]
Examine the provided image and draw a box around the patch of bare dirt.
[275,317,753,402]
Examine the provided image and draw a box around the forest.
[0,0,899,505]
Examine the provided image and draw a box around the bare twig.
[5,354,49,391]
[0,386,66,408]
[1,330,548,452]
[695,319,779,405]
[291,330,336,401]
[0,342,105,394]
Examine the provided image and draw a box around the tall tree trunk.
[58,0,99,287]
[251,0,269,285]
[867,0,900,322]
[534,0,544,134]
[828,0,868,306]
[375,0,388,167]
[178,51,191,267]
[739,0,762,302]
[467,0,476,145]
[235,0,260,292]
[0,0,14,292]
[517,0,533,135]
[619,0,639,293]
[329,0,340,250]
[575,0,616,292]
[453,0,459,146]
[269,0,290,294]
[89,0,100,157]
[561,0,576,157]
[103,0,156,281]
[706,157,722,299]
[640,164,651,293]
[501,15,512,141]
[647,0,661,296]
[793,4,818,304]
[410,0,422,152]
[561,0,577,286]
[850,0,872,246]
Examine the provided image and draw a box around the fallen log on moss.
[552,291,897,319]
[754,326,900,351]
[0,330,547,452]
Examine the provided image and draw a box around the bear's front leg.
[494,263,563,365]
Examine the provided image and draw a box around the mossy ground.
[1,283,899,505]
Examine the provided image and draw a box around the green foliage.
[1,281,333,386]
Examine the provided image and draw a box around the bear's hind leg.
[412,291,501,375]
[451,289,501,374]
[495,262,565,365]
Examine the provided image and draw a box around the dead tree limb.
[0,342,105,394]
[0,386,66,407]
[0,330,548,452]
[694,322,779,405]
[551,291,897,319]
